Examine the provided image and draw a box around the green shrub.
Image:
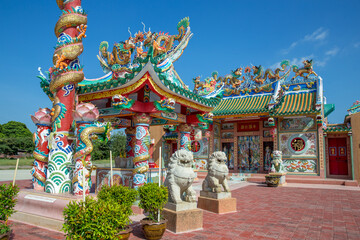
[97,185,137,216]
[0,184,19,234]
[63,197,131,239]
[138,183,168,222]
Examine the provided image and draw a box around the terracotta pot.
[115,226,132,240]
[140,218,167,240]
[265,175,280,187]
[0,230,12,240]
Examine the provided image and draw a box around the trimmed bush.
[138,183,168,222]
[63,197,130,239]
[0,184,19,235]
[97,185,137,216]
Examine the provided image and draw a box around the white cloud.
[282,28,328,54]
[354,42,360,48]
[304,28,328,41]
[325,47,339,56]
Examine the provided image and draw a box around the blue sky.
[0,0,359,132]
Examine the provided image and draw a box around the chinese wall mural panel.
[280,117,315,132]
[222,142,234,169]
[279,132,317,157]
[238,136,260,172]
[283,159,317,173]
[195,159,207,170]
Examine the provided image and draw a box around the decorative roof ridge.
[194,59,320,98]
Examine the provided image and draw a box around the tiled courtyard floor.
[8,183,360,240]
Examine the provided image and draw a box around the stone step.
[247,176,359,186]
[10,189,146,232]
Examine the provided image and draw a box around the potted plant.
[97,185,138,238]
[63,197,131,240]
[0,184,19,240]
[265,175,281,187]
[138,183,168,240]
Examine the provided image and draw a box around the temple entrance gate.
[328,138,348,175]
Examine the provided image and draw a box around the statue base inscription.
[163,207,203,233]
[197,193,237,214]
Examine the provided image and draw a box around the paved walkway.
[7,182,360,240]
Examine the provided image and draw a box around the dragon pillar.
[72,103,111,196]
[31,108,52,191]
[46,0,87,193]
[132,113,152,189]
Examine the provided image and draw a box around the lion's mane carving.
[164,149,196,203]
[202,151,230,193]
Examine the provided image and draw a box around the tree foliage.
[91,131,126,160]
[0,121,34,156]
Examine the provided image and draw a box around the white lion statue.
[164,149,196,203]
[271,150,285,173]
[202,151,230,193]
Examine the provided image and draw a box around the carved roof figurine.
[206,59,324,120]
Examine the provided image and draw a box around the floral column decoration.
[31,108,52,191]
[132,113,152,189]
[73,103,111,196]
[45,0,87,193]
[178,124,192,151]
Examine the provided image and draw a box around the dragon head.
[303,59,313,68]
[252,65,263,75]
[233,67,242,76]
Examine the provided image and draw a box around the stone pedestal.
[269,172,287,186]
[197,191,237,214]
[163,207,203,233]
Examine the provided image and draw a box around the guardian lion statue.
[164,149,196,203]
[202,151,230,193]
[270,150,285,173]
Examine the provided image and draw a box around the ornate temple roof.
[78,64,220,112]
[324,124,351,133]
[39,17,222,112]
[347,100,360,115]
[213,95,272,117]
[270,92,318,116]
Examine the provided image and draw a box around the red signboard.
[237,122,259,132]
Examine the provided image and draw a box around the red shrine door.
[328,138,348,175]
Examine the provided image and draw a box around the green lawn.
[0,158,34,166]
[0,158,112,167]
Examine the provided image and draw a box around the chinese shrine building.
[38,11,356,193]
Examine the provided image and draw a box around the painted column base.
[163,207,203,233]
[197,192,237,214]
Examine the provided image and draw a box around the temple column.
[132,113,152,189]
[72,103,110,196]
[178,124,192,151]
[125,127,136,159]
[46,0,87,193]
[31,108,52,191]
